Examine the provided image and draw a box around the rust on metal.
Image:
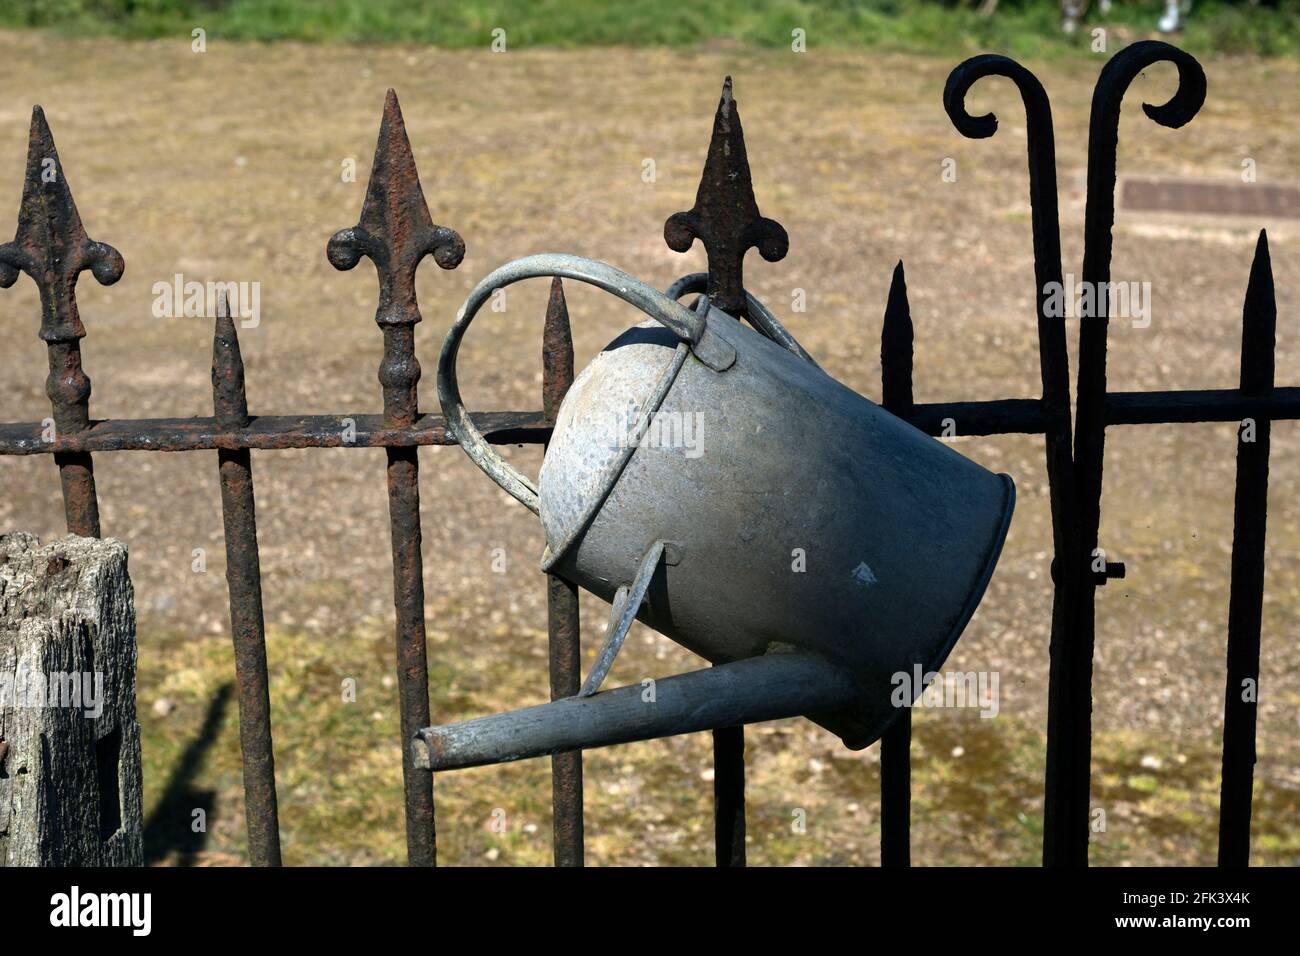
[328,89,465,428]
[0,107,123,537]
[542,277,584,866]
[213,294,250,430]
[0,411,549,455]
[212,294,282,867]
[546,574,583,866]
[542,277,575,424]
[664,77,788,318]
[328,89,464,867]
[665,76,792,869]
[0,46,1290,871]
[383,442,433,866]
[665,76,795,867]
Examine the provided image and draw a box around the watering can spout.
[412,653,870,772]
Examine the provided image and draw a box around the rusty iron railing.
[0,40,1286,867]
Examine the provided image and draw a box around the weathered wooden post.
[0,533,143,866]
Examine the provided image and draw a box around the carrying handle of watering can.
[666,272,820,369]
[437,253,737,515]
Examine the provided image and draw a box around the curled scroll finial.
[327,89,465,426]
[943,55,1069,421]
[1083,41,1206,286]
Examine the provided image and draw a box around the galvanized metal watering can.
[417,253,1014,771]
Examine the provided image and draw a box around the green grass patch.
[135,622,1298,865]
[4,1,1300,58]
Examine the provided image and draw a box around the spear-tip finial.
[1239,229,1275,394]
[212,292,250,429]
[326,89,465,329]
[1244,228,1273,324]
[881,260,914,414]
[542,277,574,422]
[0,106,125,342]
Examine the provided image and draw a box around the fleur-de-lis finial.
[0,106,123,432]
[327,89,464,426]
[664,77,788,317]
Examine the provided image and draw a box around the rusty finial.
[664,77,788,317]
[0,107,124,431]
[327,89,464,426]
[542,277,574,423]
[212,292,250,430]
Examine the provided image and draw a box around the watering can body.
[423,255,1013,770]
[539,311,1013,748]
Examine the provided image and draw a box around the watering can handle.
[437,253,737,515]
[666,272,819,368]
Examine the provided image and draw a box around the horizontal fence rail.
[0,413,550,454]
[5,386,1298,456]
[0,41,1287,867]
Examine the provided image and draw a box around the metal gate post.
[0,108,123,538]
[543,277,585,867]
[328,90,466,866]
[211,295,282,866]
[664,76,789,867]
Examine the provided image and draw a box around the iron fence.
[0,40,1285,867]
